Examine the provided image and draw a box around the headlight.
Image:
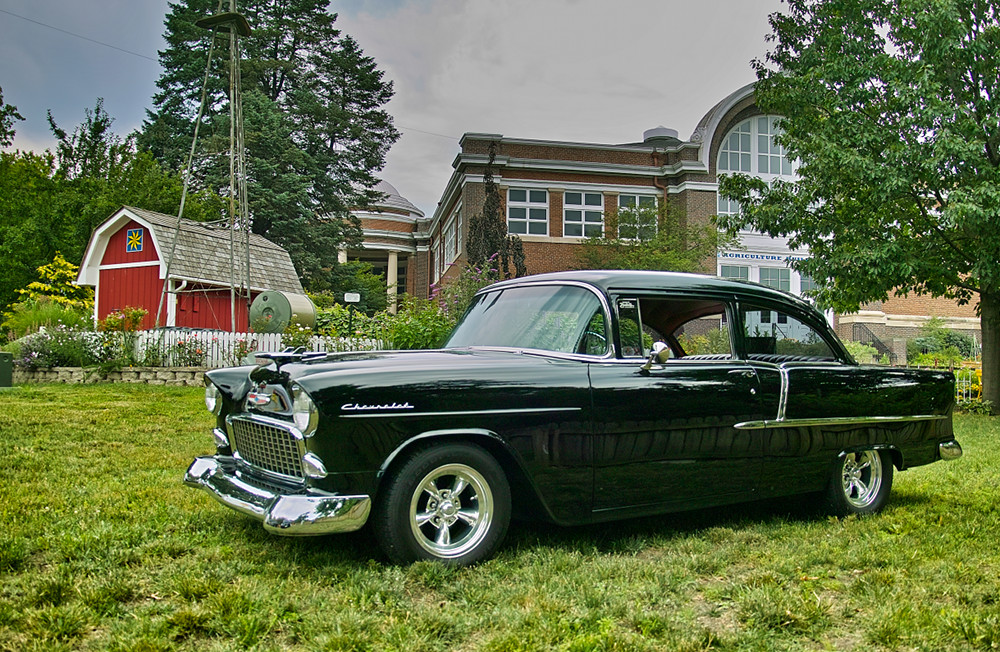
[204,380,222,415]
[291,383,318,436]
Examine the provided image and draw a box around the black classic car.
[185,270,962,565]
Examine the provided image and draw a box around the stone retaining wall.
[13,367,207,386]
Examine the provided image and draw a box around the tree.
[717,0,1000,410]
[16,252,94,311]
[0,99,219,315]
[140,0,399,290]
[0,86,24,148]
[0,150,60,313]
[465,142,527,280]
[45,99,222,262]
[577,201,730,273]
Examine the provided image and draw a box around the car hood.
[238,347,592,417]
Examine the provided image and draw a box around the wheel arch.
[834,442,903,471]
[375,429,550,521]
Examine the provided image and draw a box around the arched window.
[717,115,795,218]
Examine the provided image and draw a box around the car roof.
[484,269,817,312]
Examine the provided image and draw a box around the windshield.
[445,284,607,354]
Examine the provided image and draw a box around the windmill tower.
[155,4,253,333]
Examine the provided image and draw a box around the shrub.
[956,398,994,415]
[431,258,498,319]
[12,326,100,369]
[384,296,454,350]
[907,317,976,360]
[679,327,732,356]
[282,323,315,350]
[226,337,255,366]
[315,304,383,339]
[842,340,889,364]
[95,307,148,371]
[170,339,206,367]
[910,347,965,369]
[2,297,93,340]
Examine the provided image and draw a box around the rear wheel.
[374,443,511,566]
[824,449,893,516]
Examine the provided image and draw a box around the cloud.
[338,0,783,215]
[2,0,784,217]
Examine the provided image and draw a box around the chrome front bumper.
[184,456,371,535]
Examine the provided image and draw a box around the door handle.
[728,369,756,379]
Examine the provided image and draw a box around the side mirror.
[640,341,670,373]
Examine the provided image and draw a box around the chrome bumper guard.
[184,456,370,535]
[939,439,963,461]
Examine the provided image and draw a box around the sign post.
[344,292,361,333]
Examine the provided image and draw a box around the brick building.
[353,83,980,354]
[422,83,812,296]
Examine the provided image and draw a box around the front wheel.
[374,443,511,566]
[823,449,894,516]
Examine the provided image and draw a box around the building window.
[799,274,817,296]
[717,116,794,178]
[757,116,793,176]
[717,194,741,220]
[759,267,791,292]
[617,195,657,239]
[717,115,796,218]
[507,189,548,235]
[720,265,749,281]
[564,191,603,237]
[717,120,752,173]
[443,217,457,265]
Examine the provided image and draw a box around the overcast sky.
[0,0,784,217]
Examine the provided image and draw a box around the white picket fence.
[136,329,385,368]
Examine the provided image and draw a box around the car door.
[589,294,764,515]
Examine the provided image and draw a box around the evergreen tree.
[140,0,399,290]
[465,142,526,280]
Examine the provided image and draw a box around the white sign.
[344,292,361,303]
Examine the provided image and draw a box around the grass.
[1,383,998,651]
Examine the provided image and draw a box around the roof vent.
[643,126,680,143]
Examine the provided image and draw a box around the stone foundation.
[12,366,206,386]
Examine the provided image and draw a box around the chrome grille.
[229,416,304,480]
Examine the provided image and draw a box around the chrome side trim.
[939,439,963,461]
[184,456,370,535]
[776,367,790,422]
[734,414,948,430]
[341,406,583,419]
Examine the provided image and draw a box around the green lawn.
[1,383,997,651]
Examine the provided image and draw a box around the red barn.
[77,206,303,330]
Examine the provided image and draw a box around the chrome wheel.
[840,450,883,509]
[375,442,510,565]
[824,448,893,516]
[410,463,493,559]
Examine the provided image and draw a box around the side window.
[673,313,731,358]
[617,298,645,358]
[616,296,733,360]
[644,298,732,359]
[576,310,609,356]
[740,304,837,361]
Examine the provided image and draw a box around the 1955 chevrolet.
[185,270,962,566]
